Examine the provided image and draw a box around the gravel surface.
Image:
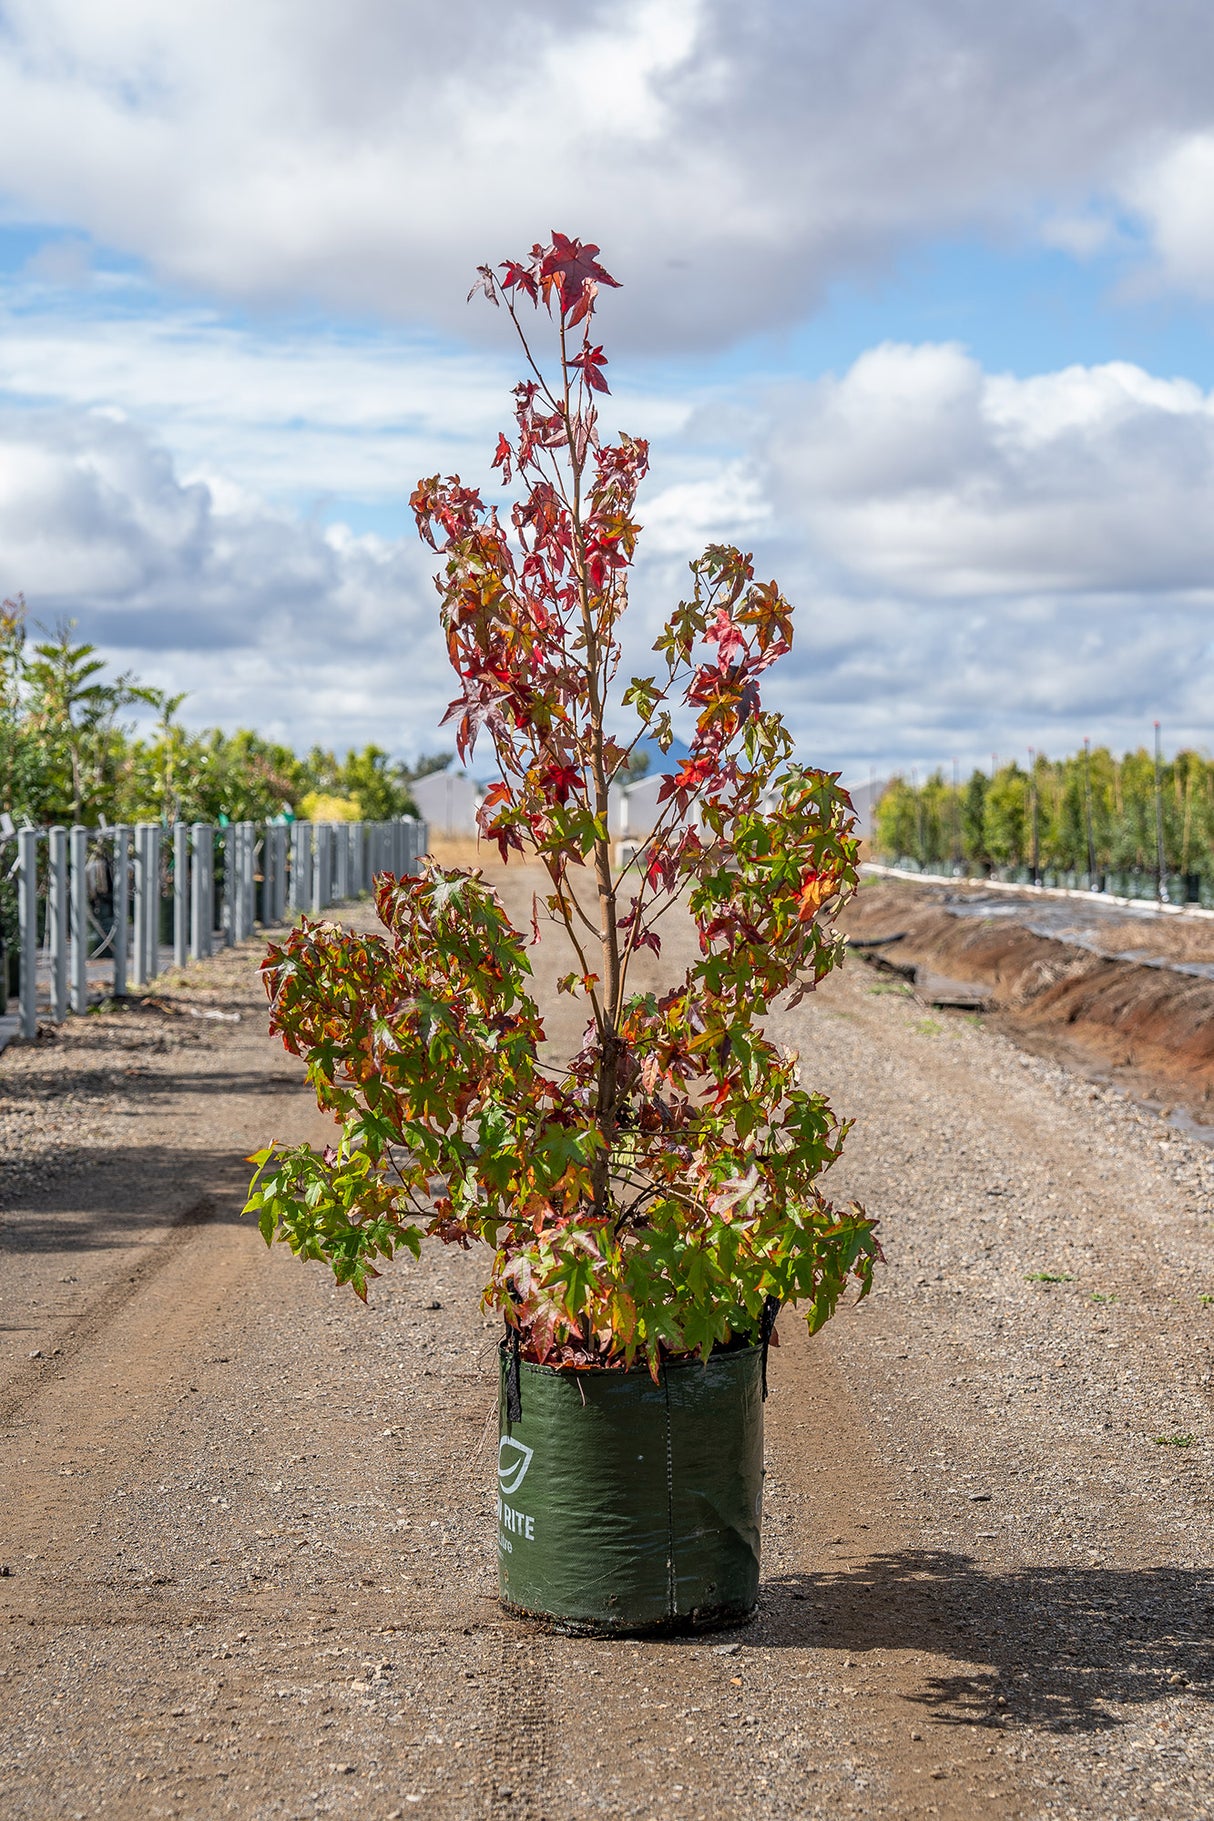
[776,979,1214,1820]
[2,866,1212,1819]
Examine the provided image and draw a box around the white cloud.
[766,345,1214,595]
[3,335,1214,780]
[0,281,692,509]
[1038,208,1120,260]
[639,463,769,554]
[0,292,508,503]
[1,1,1213,341]
[750,344,1214,771]
[0,406,454,754]
[1123,132,1214,297]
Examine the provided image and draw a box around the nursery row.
[874,742,1214,899]
[0,607,442,832]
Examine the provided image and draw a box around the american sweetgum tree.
[246,234,879,1369]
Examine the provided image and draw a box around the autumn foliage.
[246,234,879,1369]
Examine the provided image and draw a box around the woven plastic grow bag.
[496,1342,764,1635]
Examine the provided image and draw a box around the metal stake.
[70,825,89,1014]
[48,826,68,1021]
[174,822,189,967]
[113,826,130,997]
[222,825,235,946]
[17,827,39,1039]
[1154,720,1169,904]
[146,824,163,982]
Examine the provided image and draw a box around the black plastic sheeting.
[496,1344,763,1634]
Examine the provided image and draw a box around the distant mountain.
[616,730,692,780]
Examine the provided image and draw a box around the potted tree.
[245,235,879,1634]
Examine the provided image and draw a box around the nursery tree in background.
[983,764,1028,867]
[23,623,156,825]
[874,744,1214,888]
[248,234,879,1369]
[0,594,440,829]
[0,598,33,826]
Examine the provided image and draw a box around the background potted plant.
[245,234,879,1633]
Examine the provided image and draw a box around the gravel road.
[2,864,1212,1820]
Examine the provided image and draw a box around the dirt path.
[2,866,1212,1819]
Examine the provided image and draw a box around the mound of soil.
[843,877,1214,1124]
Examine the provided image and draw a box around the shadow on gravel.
[0,1069,301,1105]
[0,1148,254,1251]
[766,1551,1214,1733]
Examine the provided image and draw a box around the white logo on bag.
[497,1437,534,1495]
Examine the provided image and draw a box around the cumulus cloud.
[764,346,1214,595]
[0,407,453,751]
[753,344,1214,769]
[1123,132,1214,297]
[1,0,1213,342]
[639,463,770,555]
[0,282,692,508]
[3,338,1214,778]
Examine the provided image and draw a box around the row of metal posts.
[12,816,424,1041]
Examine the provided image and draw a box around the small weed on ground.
[1026,1272,1073,1285]
[1153,1433,1196,1449]
[915,1017,942,1036]
[867,982,913,998]
[1091,1291,1117,1304]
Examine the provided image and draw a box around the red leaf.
[706,608,746,668]
[542,762,581,805]
[570,344,610,395]
[439,674,510,761]
[499,257,539,303]
[539,233,620,323]
[656,755,712,805]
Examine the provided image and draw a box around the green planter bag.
[496,1342,764,1634]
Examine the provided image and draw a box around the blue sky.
[2,0,1214,784]
[798,239,1214,388]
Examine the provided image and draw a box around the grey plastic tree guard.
[8,815,423,1032]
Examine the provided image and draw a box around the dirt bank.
[844,877,1214,1127]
